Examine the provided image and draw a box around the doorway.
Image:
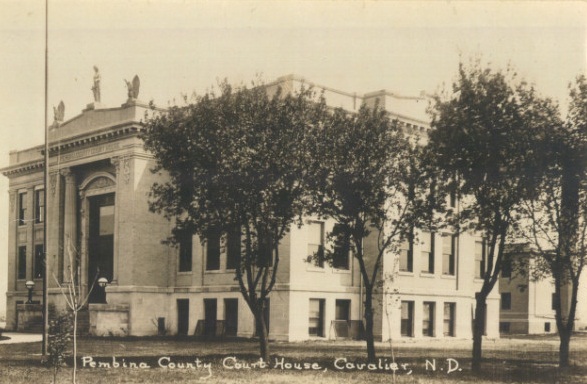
[204,299,217,336]
[88,193,115,303]
[177,299,189,336]
[224,299,238,337]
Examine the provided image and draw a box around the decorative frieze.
[49,172,58,196]
[9,191,15,212]
[122,156,131,184]
[58,143,120,163]
[111,155,131,184]
[86,176,115,191]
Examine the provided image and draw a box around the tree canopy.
[142,81,328,361]
[308,103,437,361]
[427,62,560,371]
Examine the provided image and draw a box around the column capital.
[60,167,75,181]
[110,157,121,172]
[111,155,131,184]
[49,172,58,196]
[8,190,16,212]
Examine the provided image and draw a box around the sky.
[0,0,585,316]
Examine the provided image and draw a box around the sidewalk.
[0,332,42,344]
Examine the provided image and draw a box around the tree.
[518,75,587,368]
[53,237,99,384]
[142,80,328,362]
[308,104,436,362]
[46,305,72,384]
[427,62,559,372]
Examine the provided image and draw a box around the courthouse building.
[499,244,587,334]
[2,74,500,340]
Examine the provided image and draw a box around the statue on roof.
[91,66,101,102]
[53,100,65,123]
[124,75,140,100]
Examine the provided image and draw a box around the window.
[307,221,324,268]
[399,235,413,272]
[400,301,414,337]
[332,224,350,270]
[443,303,455,337]
[178,232,193,272]
[551,293,558,310]
[545,322,551,332]
[257,228,274,267]
[501,292,511,310]
[423,302,435,337]
[449,189,457,208]
[224,298,239,337]
[442,234,456,275]
[226,226,241,270]
[206,227,221,270]
[18,192,27,225]
[308,299,325,336]
[34,244,44,279]
[35,189,45,223]
[420,231,434,273]
[335,299,351,321]
[501,257,512,278]
[499,322,510,333]
[475,240,486,279]
[18,246,26,280]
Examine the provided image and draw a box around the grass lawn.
[0,334,586,383]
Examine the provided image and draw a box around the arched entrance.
[79,172,116,303]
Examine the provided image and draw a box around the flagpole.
[42,0,49,356]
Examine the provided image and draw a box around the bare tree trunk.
[472,293,487,373]
[559,329,571,368]
[556,157,580,369]
[254,310,270,363]
[72,310,78,384]
[363,287,376,363]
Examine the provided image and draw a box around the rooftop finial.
[92,66,101,102]
[124,75,140,101]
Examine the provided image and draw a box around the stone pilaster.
[25,187,35,281]
[110,156,122,284]
[79,189,89,299]
[7,190,17,291]
[47,170,62,286]
[61,168,77,283]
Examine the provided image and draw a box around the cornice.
[49,121,144,155]
[2,122,145,178]
[1,161,44,177]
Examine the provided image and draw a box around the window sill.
[419,272,435,278]
[177,271,193,275]
[398,271,414,276]
[441,274,456,280]
[332,268,351,274]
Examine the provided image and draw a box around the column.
[62,168,77,283]
[47,170,62,286]
[110,157,121,284]
[79,190,89,300]
[7,190,17,290]
[26,186,35,282]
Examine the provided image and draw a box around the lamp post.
[25,280,35,304]
[97,277,108,304]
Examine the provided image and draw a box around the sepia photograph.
[0,1,586,383]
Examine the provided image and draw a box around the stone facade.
[2,75,500,340]
[500,247,587,334]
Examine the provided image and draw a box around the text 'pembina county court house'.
[2,73,503,341]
